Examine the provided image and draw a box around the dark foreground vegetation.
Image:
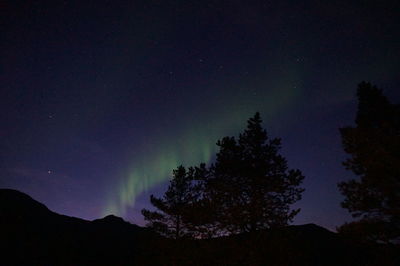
[141,82,400,245]
[1,189,399,266]
[1,82,399,265]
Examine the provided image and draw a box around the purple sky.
[1,0,399,230]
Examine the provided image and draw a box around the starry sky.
[1,0,399,230]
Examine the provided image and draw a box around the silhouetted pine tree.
[205,112,305,234]
[338,82,400,243]
[179,163,224,238]
[141,166,198,239]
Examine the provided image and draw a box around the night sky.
[1,0,399,230]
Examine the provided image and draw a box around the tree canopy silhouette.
[141,166,198,239]
[143,113,305,238]
[338,82,400,243]
[204,112,305,234]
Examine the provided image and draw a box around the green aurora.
[103,68,304,217]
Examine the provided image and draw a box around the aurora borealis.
[2,1,400,230]
[104,81,302,217]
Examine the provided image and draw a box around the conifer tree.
[206,112,305,234]
[338,82,400,242]
[141,166,197,239]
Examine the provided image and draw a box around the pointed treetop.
[240,112,268,143]
[356,82,391,128]
[248,112,262,125]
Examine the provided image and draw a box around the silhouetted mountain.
[1,188,54,218]
[94,214,127,224]
[92,214,142,231]
[0,189,155,266]
[1,189,398,265]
